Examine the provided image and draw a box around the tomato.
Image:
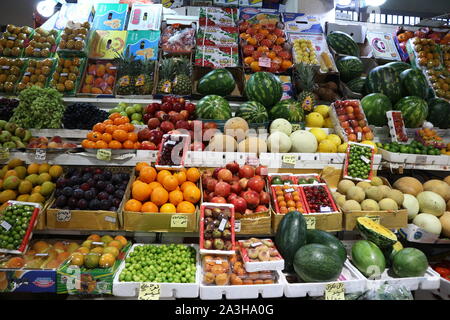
[435,267,450,278]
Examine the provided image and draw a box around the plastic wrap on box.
[270,185,306,214]
[366,32,401,61]
[299,183,339,214]
[238,238,284,272]
[386,111,408,143]
[343,142,375,182]
[161,24,196,55]
[195,46,239,68]
[196,26,239,48]
[202,255,230,285]
[238,8,280,23]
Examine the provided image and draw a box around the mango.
[0,190,17,203]
[3,176,20,190]
[18,180,33,194]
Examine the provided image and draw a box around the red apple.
[231,197,247,214]
[206,178,218,192]
[143,113,152,123]
[211,196,227,204]
[347,113,356,120]
[338,115,348,122]
[242,190,260,209]
[259,191,270,205]
[226,162,240,174]
[239,178,248,190]
[227,193,238,202]
[350,120,359,128]
[214,181,231,197]
[247,176,265,193]
[160,121,175,133]
[218,169,233,182]
[230,181,241,194]
[239,165,255,179]
[175,120,190,130]
[255,165,268,177]
[147,118,160,129]
[140,141,156,150]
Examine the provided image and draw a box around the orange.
[183,186,201,204]
[112,129,128,142]
[281,60,292,70]
[141,201,158,213]
[99,253,115,268]
[87,131,95,141]
[181,181,196,192]
[162,175,178,191]
[160,203,176,213]
[114,235,128,247]
[244,56,255,65]
[169,189,184,206]
[122,140,135,149]
[136,162,150,172]
[124,123,134,132]
[86,140,96,149]
[114,116,129,125]
[148,182,162,194]
[250,61,261,72]
[134,142,141,149]
[93,122,106,133]
[105,125,117,134]
[139,166,157,183]
[91,131,102,142]
[157,170,171,184]
[174,171,186,185]
[267,51,277,59]
[108,240,123,250]
[103,119,113,125]
[81,139,91,148]
[177,201,195,213]
[108,140,122,149]
[117,124,128,131]
[109,112,122,120]
[186,168,200,182]
[132,179,145,189]
[95,140,108,149]
[76,247,89,254]
[70,253,84,267]
[124,199,142,212]
[101,133,112,143]
[132,183,152,202]
[87,234,101,242]
[151,187,169,206]
[127,132,138,142]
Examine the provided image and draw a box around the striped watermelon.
[245,72,283,109]
[235,101,269,123]
[347,77,366,94]
[269,99,304,122]
[394,96,428,128]
[384,61,411,77]
[336,56,364,82]
[361,93,392,126]
[399,69,428,99]
[326,31,360,57]
[196,95,232,120]
[427,98,450,129]
[366,66,402,104]
[197,69,236,96]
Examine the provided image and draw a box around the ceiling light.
[363,0,387,6]
[337,0,353,6]
[36,0,57,18]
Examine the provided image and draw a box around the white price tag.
[218,218,227,232]
[320,206,332,213]
[170,215,187,228]
[1,66,10,70]
[285,188,295,193]
[250,242,262,247]
[357,132,362,141]
[34,48,41,52]
[234,220,241,232]
[282,154,296,165]
[60,73,68,77]
[215,260,223,265]
[96,149,112,161]
[35,148,46,161]
[7,36,16,40]
[104,216,116,223]
[92,242,105,246]
[0,220,12,231]
[305,215,316,229]
[325,282,345,300]
[416,155,427,164]
[258,57,271,67]
[138,283,160,300]
[35,253,49,257]
[360,155,370,164]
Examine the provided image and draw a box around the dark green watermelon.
[235,101,269,123]
[427,98,450,129]
[336,56,364,82]
[361,93,392,127]
[197,69,236,96]
[269,99,304,122]
[366,66,402,104]
[399,69,428,99]
[384,61,411,77]
[196,95,232,120]
[347,77,366,94]
[394,96,428,128]
[245,72,283,109]
[326,31,360,57]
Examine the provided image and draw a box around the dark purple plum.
[114,189,125,199]
[108,194,114,201]
[100,199,112,210]
[77,199,88,210]
[62,187,73,197]
[94,168,103,175]
[120,173,130,181]
[56,177,68,189]
[97,192,109,201]
[83,167,93,174]
[55,189,62,197]
[93,174,104,181]
[84,189,95,200]
[82,173,92,182]
[103,171,112,181]
[112,198,121,208]
[73,188,84,199]
[69,175,81,186]
[80,183,90,191]
[105,184,115,194]
[68,197,78,209]
[89,199,101,210]
[111,174,122,185]
[96,180,106,190]
[55,195,67,208]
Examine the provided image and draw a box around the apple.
[338,115,348,122]
[145,103,160,114]
[185,103,196,114]
[179,110,190,121]
[175,120,190,130]
[347,113,356,120]
[212,168,222,179]
[247,176,265,193]
[161,102,173,113]
[226,162,240,174]
[242,190,260,209]
[239,165,255,179]
[218,169,233,182]
[214,182,231,197]
[239,178,248,190]
[259,191,270,205]
[231,197,247,214]
[160,121,175,133]
[211,196,227,204]
[155,111,169,122]
[255,205,268,213]
[147,118,160,129]
[227,193,238,202]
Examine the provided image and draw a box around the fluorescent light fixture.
[363,0,387,6]
[337,0,353,6]
[36,0,57,18]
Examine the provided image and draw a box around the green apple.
[132,104,142,113]
[131,113,142,121]
[118,102,127,109]
[109,107,119,114]
[120,111,128,117]
[131,120,141,125]
[125,106,135,115]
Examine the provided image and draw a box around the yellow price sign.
[305,215,316,229]
[138,283,160,300]
[282,155,296,165]
[96,149,112,161]
[325,282,345,300]
[365,215,381,224]
[170,215,188,228]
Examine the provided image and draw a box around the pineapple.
[136,59,155,95]
[115,52,137,95]
[158,58,176,94]
[172,58,192,95]
[295,62,318,112]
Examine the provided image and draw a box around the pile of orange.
[124,163,202,214]
[82,112,139,149]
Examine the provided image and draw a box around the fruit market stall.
[0,0,449,301]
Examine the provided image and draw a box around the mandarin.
[141,201,158,213]
[139,166,157,183]
[132,183,152,202]
[151,187,168,206]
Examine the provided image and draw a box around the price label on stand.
[258,57,271,68]
[305,215,316,229]
[0,148,9,160]
[170,215,187,228]
[56,210,71,222]
[325,282,345,300]
[96,149,112,161]
[282,155,296,165]
[234,220,241,232]
[35,148,46,161]
[1,220,12,231]
[138,283,160,300]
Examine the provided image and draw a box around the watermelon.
[197,69,236,96]
[394,96,428,128]
[196,95,232,120]
[351,240,386,278]
[361,93,392,126]
[336,56,364,82]
[426,98,450,129]
[235,101,269,123]
[326,31,360,57]
[347,77,366,94]
[269,99,304,122]
[392,248,428,277]
[356,217,397,249]
[245,72,283,109]
[306,229,347,264]
[366,66,402,104]
[384,61,411,76]
[399,69,428,99]
[293,244,344,282]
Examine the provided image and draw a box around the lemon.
[306,112,324,127]
[337,142,348,153]
[309,128,327,143]
[324,117,333,128]
[361,140,377,153]
[318,139,337,153]
[326,134,342,147]
[314,105,330,118]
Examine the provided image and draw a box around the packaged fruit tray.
[161,23,196,55]
[50,56,86,96]
[271,185,306,214]
[155,134,190,169]
[77,59,117,97]
[386,111,408,144]
[16,58,56,93]
[0,25,33,58]
[0,201,42,255]
[379,148,449,165]
[113,244,201,298]
[57,21,91,57]
[24,29,61,59]
[281,260,366,297]
[268,173,298,185]
[299,183,339,214]
[330,100,374,143]
[199,250,283,300]
[199,203,236,255]
[0,58,27,94]
[343,142,376,182]
[238,238,284,272]
[294,174,323,184]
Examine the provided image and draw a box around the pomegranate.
[206,178,218,192]
[147,118,160,129]
[211,196,227,204]
[148,129,163,144]
[175,120,190,130]
[239,178,248,190]
[230,181,241,194]
[231,197,247,214]
[255,205,268,213]
[137,128,151,142]
[161,102,173,113]
[212,167,222,179]
[145,103,160,114]
[239,165,255,178]
[155,110,169,122]
[227,193,238,202]
[260,191,270,205]
[160,121,175,133]
[242,190,260,209]
[218,169,233,182]
[226,162,240,174]
[247,176,265,193]
[214,181,231,197]
[203,190,210,202]
[255,165,268,177]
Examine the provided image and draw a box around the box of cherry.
[331,99,374,142]
[299,183,339,214]
[155,133,189,168]
[386,111,408,143]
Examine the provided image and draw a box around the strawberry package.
[196,26,239,48]
[161,23,196,55]
[199,7,238,27]
[386,111,408,143]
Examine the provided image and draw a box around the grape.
[63,103,108,129]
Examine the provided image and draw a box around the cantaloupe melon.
[378,185,392,199]
[439,212,450,238]
[336,195,346,208]
[388,189,404,207]
[365,186,383,202]
[290,130,318,153]
[393,177,423,196]
[444,175,450,186]
[342,200,361,212]
[337,180,355,194]
[413,213,442,235]
[357,181,371,190]
[370,176,383,186]
[270,119,292,136]
[346,186,365,203]
[423,180,450,202]
[361,199,380,211]
[379,198,398,211]
[267,131,292,153]
[224,117,249,142]
[416,191,446,217]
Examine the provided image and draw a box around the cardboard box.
[327,23,367,44]
[343,209,408,231]
[0,269,57,292]
[195,46,239,68]
[366,31,401,62]
[213,0,239,6]
[239,0,263,8]
[88,30,127,60]
[282,12,323,34]
[199,7,238,27]
[54,3,95,30]
[271,210,343,233]
[92,3,128,31]
[127,4,163,31]
[196,26,239,48]
[238,7,280,23]
[125,30,160,61]
[399,223,450,244]
[77,59,118,97]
